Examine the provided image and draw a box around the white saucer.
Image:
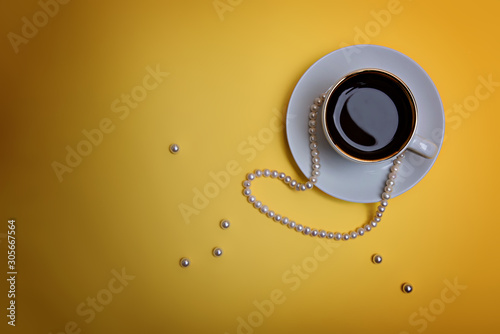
[286,45,445,203]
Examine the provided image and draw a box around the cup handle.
[407,134,438,159]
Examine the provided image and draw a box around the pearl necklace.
[242,93,405,241]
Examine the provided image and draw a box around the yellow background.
[1,0,499,333]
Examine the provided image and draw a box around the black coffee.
[324,70,415,161]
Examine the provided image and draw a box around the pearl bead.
[300,184,306,191]
[271,170,278,178]
[220,220,230,229]
[243,180,251,188]
[377,206,386,212]
[310,177,318,184]
[260,205,269,214]
[384,186,393,193]
[274,214,282,222]
[295,184,301,191]
[402,283,413,293]
[306,182,313,189]
[388,172,397,180]
[243,188,251,196]
[364,224,372,232]
[386,180,395,187]
[279,172,285,179]
[393,159,402,165]
[312,170,320,177]
[310,142,318,150]
[382,192,391,200]
[284,176,291,184]
[312,157,320,164]
[254,201,262,209]
[314,97,322,105]
[247,173,255,181]
[327,232,334,239]
[357,228,365,236]
[254,169,262,177]
[342,233,350,241]
[212,248,223,257]
[310,104,319,112]
[390,165,399,173]
[288,221,296,228]
[312,163,320,170]
[267,210,275,218]
[372,254,382,264]
[248,195,256,203]
[375,212,383,218]
[281,217,289,225]
[263,169,271,177]
[319,230,327,238]
[370,221,378,228]
[303,226,311,235]
[321,93,327,100]
[309,135,317,142]
[309,120,316,127]
[334,233,342,240]
[308,127,316,135]
[179,257,190,267]
[311,229,318,237]
[169,144,180,154]
[398,153,405,159]
[309,111,317,119]
[311,149,319,157]
[380,200,388,207]
[350,231,358,239]
[290,180,297,187]
[374,217,381,223]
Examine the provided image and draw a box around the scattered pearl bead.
[402,283,413,293]
[372,254,382,264]
[179,258,190,267]
[169,144,180,154]
[212,248,223,257]
[220,220,230,229]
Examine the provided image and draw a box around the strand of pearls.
[242,93,405,241]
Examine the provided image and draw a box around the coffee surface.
[325,71,415,161]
